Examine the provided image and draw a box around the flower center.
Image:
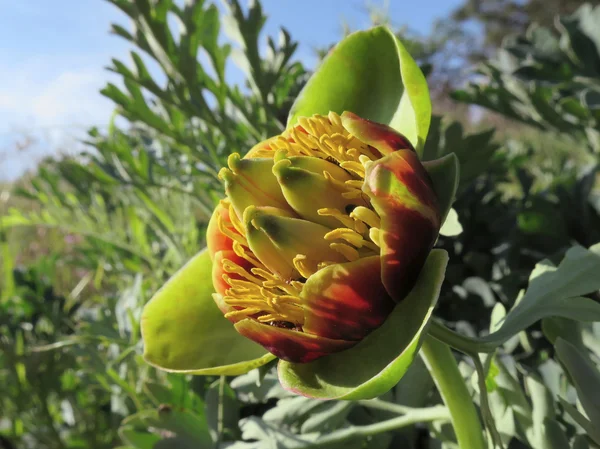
[216,112,384,329]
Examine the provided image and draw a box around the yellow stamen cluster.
[218,112,384,328]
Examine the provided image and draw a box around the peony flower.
[140,27,457,399]
[205,111,440,363]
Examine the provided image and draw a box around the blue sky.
[0,0,462,180]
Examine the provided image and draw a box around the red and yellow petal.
[301,256,396,341]
[341,111,415,156]
[363,150,440,302]
[234,319,354,363]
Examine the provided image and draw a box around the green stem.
[216,375,225,447]
[358,398,440,416]
[429,318,498,353]
[473,356,505,449]
[307,405,450,447]
[420,336,486,449]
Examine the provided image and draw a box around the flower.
[206,111,441,363]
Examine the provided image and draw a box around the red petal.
[301,256,395,341]
[364,150,440,302]
[234,319,354,363]
[206,204,235,260]
[341,111,414,156]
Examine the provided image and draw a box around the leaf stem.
[420,336,486,449]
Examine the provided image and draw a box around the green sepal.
[277,249,448,400]
[141,249,275,375]
[422,153,460,225]
[288,26,431,153]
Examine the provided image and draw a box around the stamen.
[350,206,381,228]
[290,280,305,291]
[324,228,365,247]
[217,212,247,246]
[251,267,278,281]
[293,254,316,279]
[353,219,369,235]
[232,241,264,268]
[340,161,365,177]
[329,243,360,261]
[346,148,361,160]
[359,155,372,166]
[345,180,364,189]
[342,190,368,200]
[298,117,318,136]
[222,259,262,284]
[228,203,246,235]
[226,277,262,291]
[323,171,352,191]
[353,142,379,160]
[325,228,379,252]
[293,130,321,156]
[328,111,344,130]
[317,261,335,270]
[318,208,356,228]
[225,307,263,320]
[369,227,382,247]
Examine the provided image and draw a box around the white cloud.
[0,57,119,181]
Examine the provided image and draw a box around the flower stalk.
[420,336,486,449]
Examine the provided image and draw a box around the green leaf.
[119,428,161,449]
[571,435,590,449]
[465,243,600,349]
[526,375,556,448]
[278,249,448,400]
[491,357,533,443]
[422,153,460,225]
[119,408,212,449]
[542,419,570,449]
[558,397,600,446]
[542,317,586,351]
[141,249,276,375]
[288,26,431,152]
[205,379,240,441]
[555,338,600,431]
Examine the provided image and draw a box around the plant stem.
[358,398,439,416]
[429,318,498,353]
[216,375,225,448]
[420,336,486,449]
[308,405,450,447]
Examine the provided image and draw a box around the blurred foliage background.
[1,0,600,448]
